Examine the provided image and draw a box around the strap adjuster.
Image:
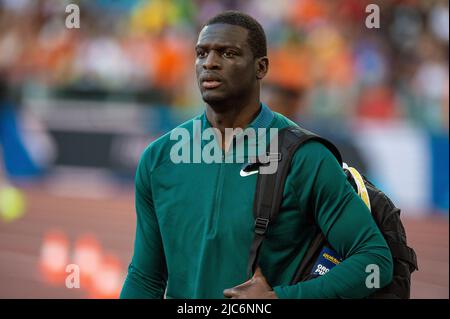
[254,217,269,235]
[266,152,282,162]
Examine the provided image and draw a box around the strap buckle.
[266,152,282,161]
[254,217,269,235]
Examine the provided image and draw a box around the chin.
[201,92,229,105]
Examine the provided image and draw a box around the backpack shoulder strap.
[247,126,342,277]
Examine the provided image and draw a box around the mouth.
[202,80,222,89]
[200,74,223,90]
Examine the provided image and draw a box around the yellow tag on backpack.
[343,163,371,212]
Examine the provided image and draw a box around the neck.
[205,98,261,151]
[205,100,261,131]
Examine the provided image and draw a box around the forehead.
[196,23,250,50]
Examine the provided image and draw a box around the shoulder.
[293,140,338,163]
[267,110,338,164]
[287,138,348,202]
[266,109,338,162]
[138,114,202,173]
[269,111,300,130]
[285,142,340,191]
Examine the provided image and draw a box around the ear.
[255,56,269,80]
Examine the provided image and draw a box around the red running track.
[0,188,447,299]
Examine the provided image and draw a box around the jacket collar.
[201,102,274,131]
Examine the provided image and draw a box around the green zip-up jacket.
[120,103,393,299]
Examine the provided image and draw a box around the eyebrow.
[195,43,242,51]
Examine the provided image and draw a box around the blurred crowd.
[0,1,447,299]
[0,0,448,131]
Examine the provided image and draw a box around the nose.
[202,51,221,70]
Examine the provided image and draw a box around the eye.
[196,50,207,58]
[223,51,235,58]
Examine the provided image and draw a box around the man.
[120,11,393,299]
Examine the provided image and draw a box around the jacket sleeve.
[120,150,168,299]
[273,141,393,299]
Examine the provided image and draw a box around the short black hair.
[204,11,267,58]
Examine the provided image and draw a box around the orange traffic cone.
[88,253,123,299]
[39,230,69,286]
[72,234,102,291]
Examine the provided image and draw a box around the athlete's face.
[195,23,266,106]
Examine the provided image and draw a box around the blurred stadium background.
[0,0,448,299]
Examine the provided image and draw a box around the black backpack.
[246,126,418,299]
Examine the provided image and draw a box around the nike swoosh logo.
[240,169,259,177]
